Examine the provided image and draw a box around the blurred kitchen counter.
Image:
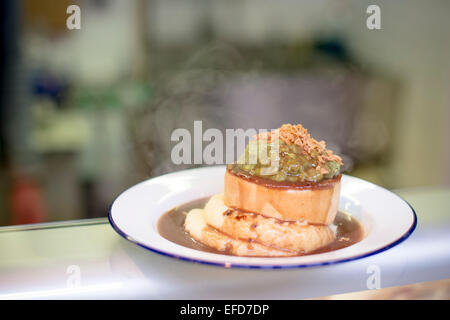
[0,186,449,299]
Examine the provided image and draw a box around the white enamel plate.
[109,166,416,269]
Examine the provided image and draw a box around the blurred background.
[1,0,449,226]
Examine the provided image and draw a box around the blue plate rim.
[108,167,418,269]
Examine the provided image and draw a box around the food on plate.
[184,208,293,257]
[234,124,342,183]
[182,124,349,257]
[225,124,342,224]
[224,169,341,224]
[203,194,335,253]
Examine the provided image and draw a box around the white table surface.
[0,187,449,299]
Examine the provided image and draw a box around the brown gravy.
[158,197,364,257]
[227,165,342,190]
